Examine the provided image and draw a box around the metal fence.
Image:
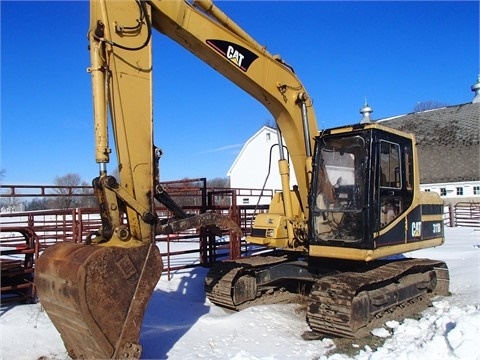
[443,202,480,228]
[0,182,274,303]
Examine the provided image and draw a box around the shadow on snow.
[139,266,210,359]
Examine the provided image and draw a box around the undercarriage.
[205,254,449,338]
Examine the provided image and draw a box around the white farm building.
[227,126,297,205]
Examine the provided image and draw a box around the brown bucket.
[35,242,163,359]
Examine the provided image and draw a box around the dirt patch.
[327,334,388,357]
[302,329,390,357]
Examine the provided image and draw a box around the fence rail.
[442,202,480,228]
[0,182,274,304]
[0,227,38,303]
[453,202,480,227]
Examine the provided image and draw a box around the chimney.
[360,98,373,123]
[472,75,480,103]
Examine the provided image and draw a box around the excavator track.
[205,254,293,310]
[206,256,449,339]
[306,258,449,338]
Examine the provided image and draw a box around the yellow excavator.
[35,0,449,358]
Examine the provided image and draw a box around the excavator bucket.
[35,241,162,359]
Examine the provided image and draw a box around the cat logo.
[206,39,258,72]
[226,45,244,68]
[411,221,422,237]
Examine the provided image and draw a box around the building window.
[266,133,271,141]
[440,188,446,196]
[456,187,463,196]
[242,198,250,204]
[474,186,480,195]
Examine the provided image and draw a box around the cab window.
[379,141,402,228]
[380,141,401,189]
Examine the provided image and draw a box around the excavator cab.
[309,123,444,260]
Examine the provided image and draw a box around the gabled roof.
[379,102,479,183]
[227,126,277,176]
[378,103,479,146]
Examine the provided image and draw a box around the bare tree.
[77,181,97,208]
[0,170,23,211]
[0,196,24,212]
[413,100,448,112]
[208,177,231,206]
[25,198,48,211]
[263,118,277,129]
[207,177,230,188]
[51,173,84,209]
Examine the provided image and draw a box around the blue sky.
[1,1,478,185]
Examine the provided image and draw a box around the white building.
[420,181,480,202]
[0,203,25,213]
[227,126,297,205]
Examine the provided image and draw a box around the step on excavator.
[35,1,449,358]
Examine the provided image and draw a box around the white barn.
[227,126,297,205]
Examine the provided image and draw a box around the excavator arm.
[35,1,316,358]
[89,0,318,245]
[147,0,320,247]
[150,0,319,207]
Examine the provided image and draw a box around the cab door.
[374,131,415,246]
[378,140,403,228]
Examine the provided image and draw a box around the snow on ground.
[0,227,479,360]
